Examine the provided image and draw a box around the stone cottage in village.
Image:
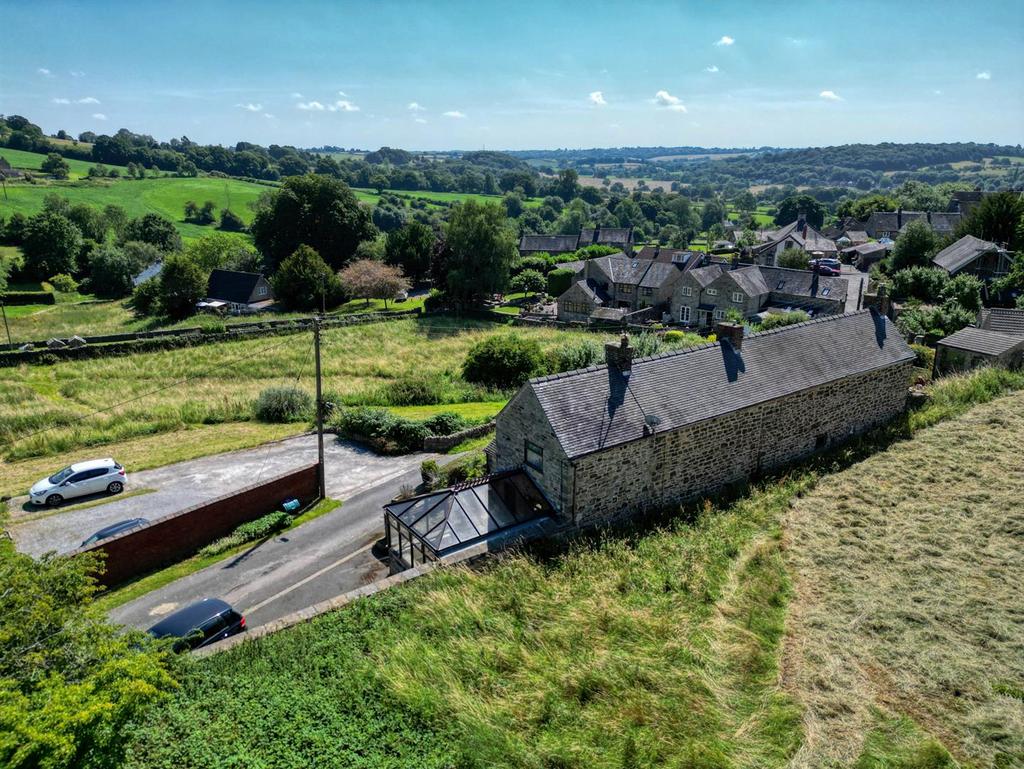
[749,215,838,264]
[383,310,914,569]
[491,310,914,527]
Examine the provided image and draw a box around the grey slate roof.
[932,234,1001,274]
[978,307,1024,336]
[928,212,962,234]
[638,260,679,289]
[206,269,267,304]
[526,309,914,459]
[688,264,723,288]
[726,266,770,296]
[760,266,848,302]
[938,326,1024,356]
[636,245,696,264]
[580,227,633,246]
[519,234,580,253]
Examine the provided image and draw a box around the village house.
[555,253,681,323]
[518,226,634,256]
[862,209,962,240]
[749,214,838,265]
[198,269,274,314]
[931,234,1012,281]
[490,310,914,528]
[934,307,1024,375]
[841,241,890,271]
[978,307,1024,335]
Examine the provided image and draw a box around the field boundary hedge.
[1,291,56,306]
[0,308,423,365]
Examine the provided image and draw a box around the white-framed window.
[619,283,634,294]
[680,285,693,297]
[641,287,653,296]
[731,291,743,303]
[679,306,691,322]
[257,285,268,297]
[713,309,725,320]
[706,287,718,296]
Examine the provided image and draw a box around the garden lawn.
[0,175,269,240]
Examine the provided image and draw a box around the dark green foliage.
[510,268,546,295]
[546,267,575,297]
[890,220,939,271]
[897,301,975,341]
[41,151,69,179]
[157,253,207,319]
[890,267,949,302]
[421,451,488,491]
[270,245,343,311]
[549,338,602,373]
[909,343,935,372]
[21,211,82,279]
[514,255,553,275]
[128,278,160,317]
[443,200,518,306]
[956,190,1024,251]
[757,310,811,331]
[941,273,983,313]
[254,386,313,423]
[774,194,826,228]
[462,333,545,388]
[385,221,435,282]
[334,407,468,455]
[199,511,294,557]
[48,273,78,293]
[251,174,377,271]
[777,249,811,270]
[423,287,447,312]
[123,213,182,252]
[421,411,468,436]
[218,208,245,232]
[87,243,139,298]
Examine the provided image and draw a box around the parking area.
[8,434,431,556]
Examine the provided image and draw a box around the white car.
[29,458,127,507]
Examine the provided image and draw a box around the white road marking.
[243,543,375,616]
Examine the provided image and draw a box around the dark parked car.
[810,258,842,276]
[147,598,246,651]
[81,518,148,547]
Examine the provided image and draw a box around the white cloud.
[290,92,303,98]
[263,113,276,119]
[91,113,107,121]
[715,35,734,46]
[976,71,991,80]
[443,110,466,118]
[52,97,71,104]
[328,99,359,112]
[296,100,325,111]
[933,89,943,95]
[236,102,263,111]
[70,70,85,77]
[414,117,427,124]
[819,90,842,101]
[705,65,719,73]
[77,96,100,104]
[37,67,52,76]
[589,90,607,106]
[407,101,425,111]
[654,90,687,112]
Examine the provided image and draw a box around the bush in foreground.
[462,333,545,389]
[334,407,468,454]
[254,386,313,423]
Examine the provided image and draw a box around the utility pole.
[313,315,326,500]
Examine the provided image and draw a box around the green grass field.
[0,176,270,240]
[354,187,542,208]
[117,369,1024,769]
[0,146,129,180]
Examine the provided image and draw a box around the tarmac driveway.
[8,435,430,557]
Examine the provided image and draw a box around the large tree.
[385,221,435,283]
[889,219,940,272]
[158,253,207,319]
[88,243,141,298]
[123,213,182,252]
[41,152,70,179]
[774,194,826,228]
[443,200,518,306]
[184,232,262,273]
[271,244,343,311]
[251,174,376,272]
[957,191,1024,251]
[21,211,82,279]
[338,259,411,308]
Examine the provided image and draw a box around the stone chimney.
[897,206,903,230]
[796,211,806,231]
[877,284,891,318]
[591,226,601,244]
[730,254,740,270]
[605,333,634,373]
[715,321,744,350]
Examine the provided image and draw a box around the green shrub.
[757,310,810,331]
[910,343,935,372]
[421,412,468,436]
[423,287,447,312]
[631,331,664,357]
[379,374,449,406]
[462,333,545,389]
[335,407,470,455]
[199,510,293,557]
[195,316,227,335]
[546,267,575,297]
[664,330,685,343]
[254,386,313,423]
[549,339,602,373]
[514,255,552,275]
[48,273,79,293]
[890,267,949,303]
[128,278,160,317]
[421,451,487,491]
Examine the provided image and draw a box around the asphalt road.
[109,463,421,632]
[9,435,429,556]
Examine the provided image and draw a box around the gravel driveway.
[8,435,430,556]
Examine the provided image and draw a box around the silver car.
[29,458,127,507]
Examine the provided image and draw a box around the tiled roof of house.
[638,261,679,289]
[688,264,724,288]
[759,267,848,302]
[526,309,914,459]
[977,307,1024,336]
[937,326,1024,357]
[927,212,962,233]
[519,234,580,253]
[932,234,1001,274]
[580,227,633,246]
[841,242,889,256]
[756,220,838,253]
[206,269,266,304]
[843,230,870,243]
[568,278,610,304]
[726,266,770,296]
[636,245,697,265]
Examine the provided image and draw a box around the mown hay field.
[121,371,1024,768]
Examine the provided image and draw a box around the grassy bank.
[121,368,1024,767]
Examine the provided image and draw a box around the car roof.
[147,598,235,637]
[69,458,117,472]
[92,518,147,538]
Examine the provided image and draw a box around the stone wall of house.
[492,386,574,515]
[569,361,912,528]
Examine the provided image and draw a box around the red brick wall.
[79,465,319,587]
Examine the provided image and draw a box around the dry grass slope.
[783,390,1024,768]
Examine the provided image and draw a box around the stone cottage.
[491,310,914,527]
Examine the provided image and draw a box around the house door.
[697,309,711,327]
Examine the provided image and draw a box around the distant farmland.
[0,146,129,180]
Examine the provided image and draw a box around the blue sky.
[2,0,1021,150]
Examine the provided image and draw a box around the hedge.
[1,291,55,306]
